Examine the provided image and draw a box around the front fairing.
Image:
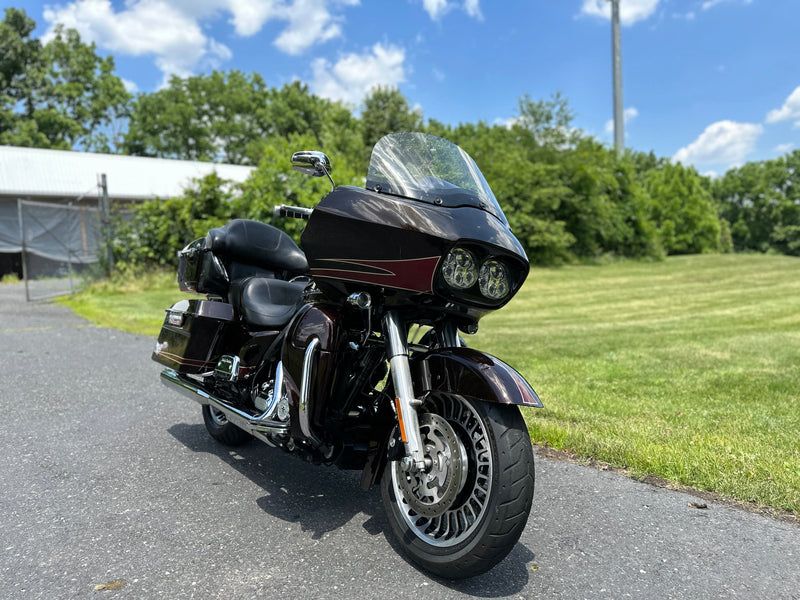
[301,186,528,320]
[300,132,528,321]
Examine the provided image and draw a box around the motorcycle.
[153,132,542,578]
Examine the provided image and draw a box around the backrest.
[205,219,308,275]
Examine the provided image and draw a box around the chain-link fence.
[17,199,104,301]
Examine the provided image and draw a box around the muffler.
[159,368,290,443]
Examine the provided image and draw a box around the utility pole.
[610,0,624,154]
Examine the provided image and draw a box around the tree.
[513,91,582,151]
[557,139,660,260]
[714,151,800,255]
[0,9,131,151]
[123,76,353,165]
[361,86,423,167]
[123,70,272,163]
[644,162,720,254]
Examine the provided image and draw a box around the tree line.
[2,7,797,268]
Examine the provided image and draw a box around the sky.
[17,0,800,175]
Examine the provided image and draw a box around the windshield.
[365,132,509,227]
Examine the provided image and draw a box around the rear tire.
[381,393,534,578]
[202,405,252,446]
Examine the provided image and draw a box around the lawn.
[474,254,800,513]
[58,270,190,337]
[60,254,800,512]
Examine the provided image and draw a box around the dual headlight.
[441,247,511,301]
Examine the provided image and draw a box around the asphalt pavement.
[1,282,798,599]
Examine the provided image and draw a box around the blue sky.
[19,0,800,175]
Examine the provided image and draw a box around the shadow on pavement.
[168,421,533,596]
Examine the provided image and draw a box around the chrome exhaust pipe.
[160,368,290,442]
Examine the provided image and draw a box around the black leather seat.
[206,219,308,275]
[230,277,307,329]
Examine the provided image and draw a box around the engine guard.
[359,346,541,490]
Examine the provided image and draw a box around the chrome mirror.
[291,151,332,177]
[291,150,335,191]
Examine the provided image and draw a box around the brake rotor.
[397,413,467,518]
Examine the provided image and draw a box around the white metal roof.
[0,145,255,201]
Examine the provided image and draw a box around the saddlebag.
[152,299,235,374]
[177,238,229,296]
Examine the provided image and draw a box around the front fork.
[382,310,436,473]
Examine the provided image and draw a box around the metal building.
[0,146,254,299]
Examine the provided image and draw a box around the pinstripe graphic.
[312,256,441,294]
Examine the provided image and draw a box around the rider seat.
[230,277,307,329]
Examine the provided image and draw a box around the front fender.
[409,347,543,408]
[359,346,541,491]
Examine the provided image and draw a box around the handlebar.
[273,204,313,220]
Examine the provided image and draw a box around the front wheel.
[381,393,535,578]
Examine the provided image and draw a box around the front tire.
[202,405,252,446]
[381,393,534,578]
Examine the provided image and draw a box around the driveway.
[1,283,798,599]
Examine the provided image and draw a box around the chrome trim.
[266,361,285,420]
[383,311,425,471]
[160,369,289,441]
[346,292,372,309]
[254,362,287,420]
[299,337,320,440]
[346,292,372,349]
[214,355,240,382]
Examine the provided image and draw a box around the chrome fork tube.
[383,311,426,471]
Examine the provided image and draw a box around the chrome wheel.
[381,393,535,578]
[389,394,493,547]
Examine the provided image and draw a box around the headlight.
[442,247,478,290]
[479,259,509,300]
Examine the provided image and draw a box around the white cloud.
[702,0,753,10]
[421,0,483,21]
[274,0,345,55]
[423,0,449,20]
[225,0,283,37]
[121,78,139,93]
[774,143,795,155]
[494,116,520,129]
[766,86,800,127]
[43,0,212,80]
[580,0,660,26]
[310,43,406,106]
[464,0,483,20]
[43,0,359,83]
[604,106,639,135]
[673,120,763,168]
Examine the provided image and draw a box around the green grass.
[474,254,800,513]
[59,255,800,513]
[57,270,188,337]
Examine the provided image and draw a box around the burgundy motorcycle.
[153,132,542,578]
